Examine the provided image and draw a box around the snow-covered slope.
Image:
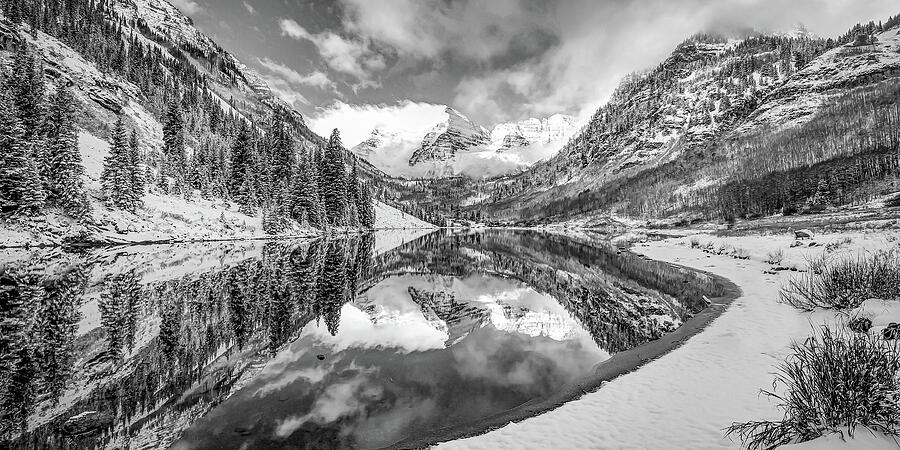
[740,25,900,132]
[113,0,305,125]
[409,106,492,166]
[488,114,576,152]
[374,201,437,229]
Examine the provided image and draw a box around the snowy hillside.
[477,22,900,222]
[374,201,437,229]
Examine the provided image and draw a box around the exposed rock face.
[352,128,399,157]
[409,107,491,165]
[489,114,577,152]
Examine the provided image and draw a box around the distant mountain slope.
[352,106,576,179]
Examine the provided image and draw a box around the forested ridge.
[464,16,900,225]
[0,0,380,236]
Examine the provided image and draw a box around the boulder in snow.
[794,229,814,239]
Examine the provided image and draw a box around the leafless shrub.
[765,249,784,265]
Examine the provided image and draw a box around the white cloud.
[279,18,384,84]
[241,1,255,15]
[169,0,203,16]
[337,0,900,125]
[257,57,335,90]
[310,100,446,147]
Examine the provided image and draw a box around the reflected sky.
[173,273,607,449]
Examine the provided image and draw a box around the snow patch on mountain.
[352,106,575,179]
[488,114,577,151]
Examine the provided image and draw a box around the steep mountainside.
[476,17,900,224]
[409,106,492,165]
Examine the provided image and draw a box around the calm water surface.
[0,230,726,449]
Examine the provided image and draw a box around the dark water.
[0,230,727,449]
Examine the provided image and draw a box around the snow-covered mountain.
[113,0,306,126]
[476,19,900,223]
[351,106,576,179]
[488,114,577,152]
[409,106,492,165]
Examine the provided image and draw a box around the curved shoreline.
[387,260,743,450]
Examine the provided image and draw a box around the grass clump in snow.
[726,325,900,449]
[780,250,900,311]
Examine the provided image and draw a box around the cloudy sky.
[178,0,897,145]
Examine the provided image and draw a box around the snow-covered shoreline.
[439,227,900,449]
[0,200,435,249]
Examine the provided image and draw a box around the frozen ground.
[440,228,900,449]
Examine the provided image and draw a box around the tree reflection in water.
[0,230,726,449]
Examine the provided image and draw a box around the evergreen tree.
[128,130,145,197]
[346,160,360,227]
[357,182,376,229]
[101,116,139,211]
[162,94,185,177]
[289,158,324,229]
[0,89,44,214]
[229,123,253,197]
[42,86,89,217]
[320,129,348,226]
[267,112,293,184]
[8,45,46,146]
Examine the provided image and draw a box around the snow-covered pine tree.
[128,130,145,198]
[289,157,324,229]
[346,160,360,227]
[267,111,293,185]
[0,88,44,214]
[237,166,259,215]
[8,45,46,146]
[101,116,139,212]
[321,129,348,227]
[229,123,253,198]
[358,182,376,229]
[162,93,185,177]
[42,86,90,218]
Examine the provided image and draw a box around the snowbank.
[374,201,436,229]
[439,228,900,449]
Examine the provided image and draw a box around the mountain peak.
[409,106,490,166]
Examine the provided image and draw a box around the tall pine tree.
[161,93,185,187]
[101,116,139,211]
[346,160,360,227]
[229,123,253,198]
[0,88,44,214]
[320,129,347,227]
[289,157,324,229]
[42,86,89,218]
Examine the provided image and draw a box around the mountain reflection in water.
[0,230,727,449]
